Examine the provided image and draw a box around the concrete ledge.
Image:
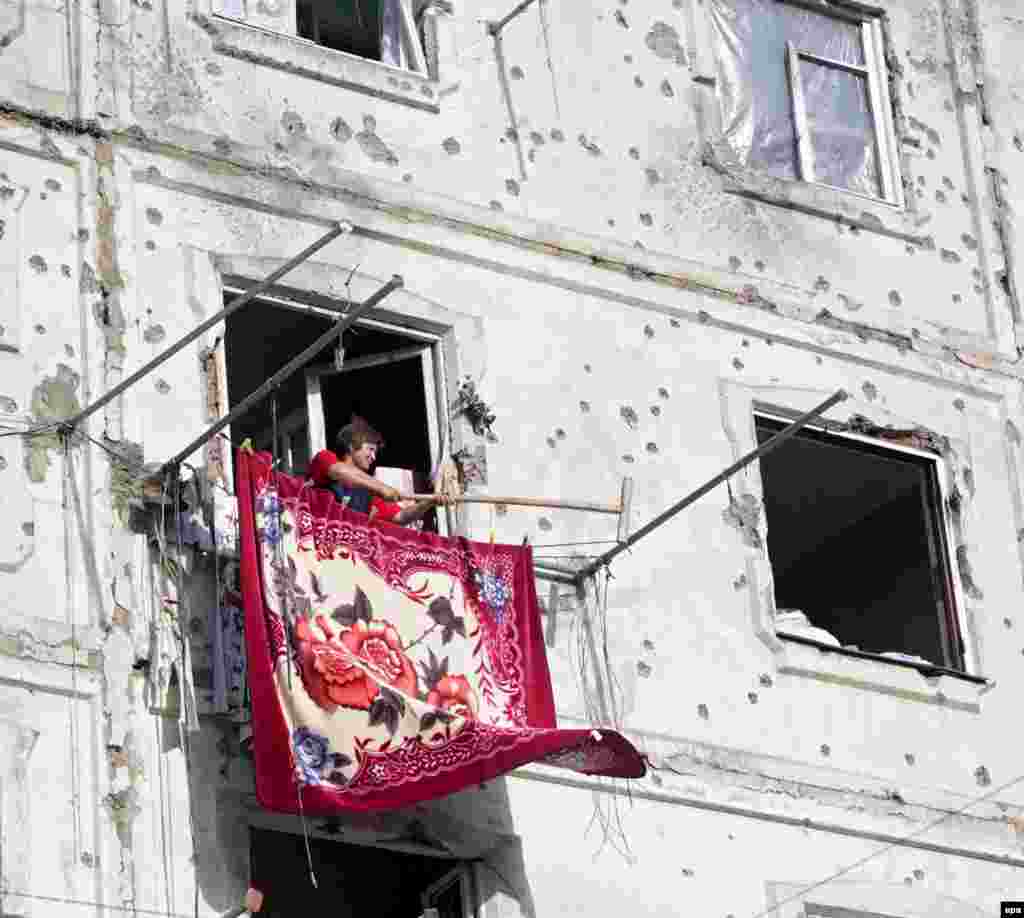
[775,636,988,713]
[197,14,441,114]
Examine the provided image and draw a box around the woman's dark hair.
[335,416,384,457]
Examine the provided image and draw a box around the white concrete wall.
[1,0,1024,915]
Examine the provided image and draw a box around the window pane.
[708,0,879,193]
[799,59,881,196]
[776,3,864,65]
[755,419,959,669]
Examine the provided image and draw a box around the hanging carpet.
[237,450,645,814]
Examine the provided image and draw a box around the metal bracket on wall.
[572,389,849,584]
[63,222,351,433]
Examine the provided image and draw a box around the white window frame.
[754,408,973,675]
[780,1,903,206]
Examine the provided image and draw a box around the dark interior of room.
[250,828,462,918]
[755,417,959,668]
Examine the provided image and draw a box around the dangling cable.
[295,783,318,889]
[270,389,294,690]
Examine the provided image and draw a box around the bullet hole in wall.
[331,117,353,142]
[905,753,915,766]
[658,386,669,399]
[505,178,520,196]
[759,673,772,687]
[620,405,639,429]
[645,167,660,186]
[628,146,640,160]
[650,405,661,417]
[509,65,524,80]
[732,357,744,371]
[660,79,674,97]
[820,743,831,757]
[814,276,831,293]
[646,442,658,454]
[975,765,991,787]
[550,128,565,142]
[145,207,163,226]
[953,398,965,411]
[584,363,592,372]
[614,9,628,28]
[733,573,747,590]
[634,75,645,88]
[622,454,635,464]
[538,517,552,532]
[747,691,758,704]
[579,400,591,413]
[546,437,556,448]
[728,255,742,270]
[697,703,709,720]
[639,212,653,226]
[642,639,655,651]
[1004,617,1013,629]
[643,323,655,338]
[489,200,503,211]
[28,254,47,274]
[889,290,903,307]
[636,661,652,677]
[155,379,171,394]
[861,381,877,401]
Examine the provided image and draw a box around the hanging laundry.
[235,450,645,814]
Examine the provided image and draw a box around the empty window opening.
[250,827,471,918]
[755,415,963,671]
[223,294,444,532]
[708,0,901,203]
[296,0,427,71]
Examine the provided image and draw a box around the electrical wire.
[743,770,1024,918]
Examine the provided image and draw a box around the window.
[709,0,900,203]
[755,415,964,673]
[250,828,474,917]
[295,0,428,72]
[223,289,447,533]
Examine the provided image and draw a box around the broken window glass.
[709,0,890,200]
[755,416,964,671]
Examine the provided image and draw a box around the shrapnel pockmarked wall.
[1,0,1024,914]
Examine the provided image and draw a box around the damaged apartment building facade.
[4,0,1024,913]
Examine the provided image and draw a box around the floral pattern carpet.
[236,451,645,813]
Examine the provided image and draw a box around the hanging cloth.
[236,449,644,813]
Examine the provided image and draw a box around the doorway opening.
[249,827,473,917]
[223,291,446,532]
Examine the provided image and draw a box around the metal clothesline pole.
[159,275,404,473]
[573,389,849,584]
[64,222,351,431]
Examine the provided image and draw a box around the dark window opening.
[755,415,963,671]
[224,295,440,532]
[296,0,407,65]
[250,827,468,918]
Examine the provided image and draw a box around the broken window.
[755,415,965,672]
[250,827,473,917]
[222,287,447,533]
[708,0,901,203]
[295,0,428,71]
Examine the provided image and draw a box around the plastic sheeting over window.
[709,0,882,198]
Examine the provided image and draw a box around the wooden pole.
[409,493,622,515]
